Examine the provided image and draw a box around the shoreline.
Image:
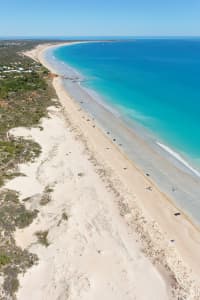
[39,40,200,280]
[47,41,200,178]
[42,42,200,226]
[14,42,200,299]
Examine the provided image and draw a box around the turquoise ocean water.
[53,39,200,171]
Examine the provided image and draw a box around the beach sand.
[6,43,200,299]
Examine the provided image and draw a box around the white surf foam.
[157,142,200,178]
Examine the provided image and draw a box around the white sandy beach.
[5,43,200,299]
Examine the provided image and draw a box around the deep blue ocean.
[54,39,200,168]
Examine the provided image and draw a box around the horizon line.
[1,35,200,38]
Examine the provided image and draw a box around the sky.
[1,0,200,37]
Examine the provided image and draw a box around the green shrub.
[0,254,11,267]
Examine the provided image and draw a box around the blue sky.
[1,0,200,37]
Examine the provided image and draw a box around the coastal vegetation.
[39,186,53,206]
[0,40,57,299]
[35,230,49,247]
